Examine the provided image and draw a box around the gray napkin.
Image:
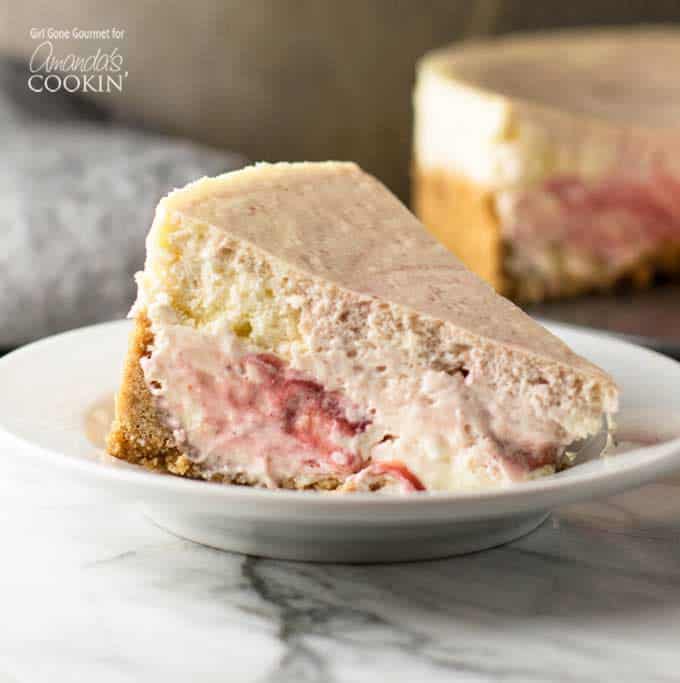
[1,60,245,347]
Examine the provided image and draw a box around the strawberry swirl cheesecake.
[107,161,618,493]
[413,27,680,301]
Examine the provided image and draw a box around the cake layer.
[413,28,680,300]
[109,162,618,492]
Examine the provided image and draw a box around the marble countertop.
[2,455,680,683]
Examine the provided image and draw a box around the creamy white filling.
[142,318,372,486]
[141,300,572,492]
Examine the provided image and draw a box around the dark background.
[4,1,680,199]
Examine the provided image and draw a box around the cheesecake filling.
[499,169,680,297]
[140,309,585,492]
[340,462,426,494]
[141,321,372,487]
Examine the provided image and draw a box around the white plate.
[1,320,679,563]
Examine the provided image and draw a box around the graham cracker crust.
[106,314,201,478]
[412,167,504,292]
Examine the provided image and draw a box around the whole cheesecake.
[413,27,680,301]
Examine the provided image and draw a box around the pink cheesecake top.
[156,162,609,383]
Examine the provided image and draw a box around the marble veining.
[2,452,680,682]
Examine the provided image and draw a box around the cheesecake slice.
[413,27,680,301]
[107,161,618,492]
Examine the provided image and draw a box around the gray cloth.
[1,60,245,347]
